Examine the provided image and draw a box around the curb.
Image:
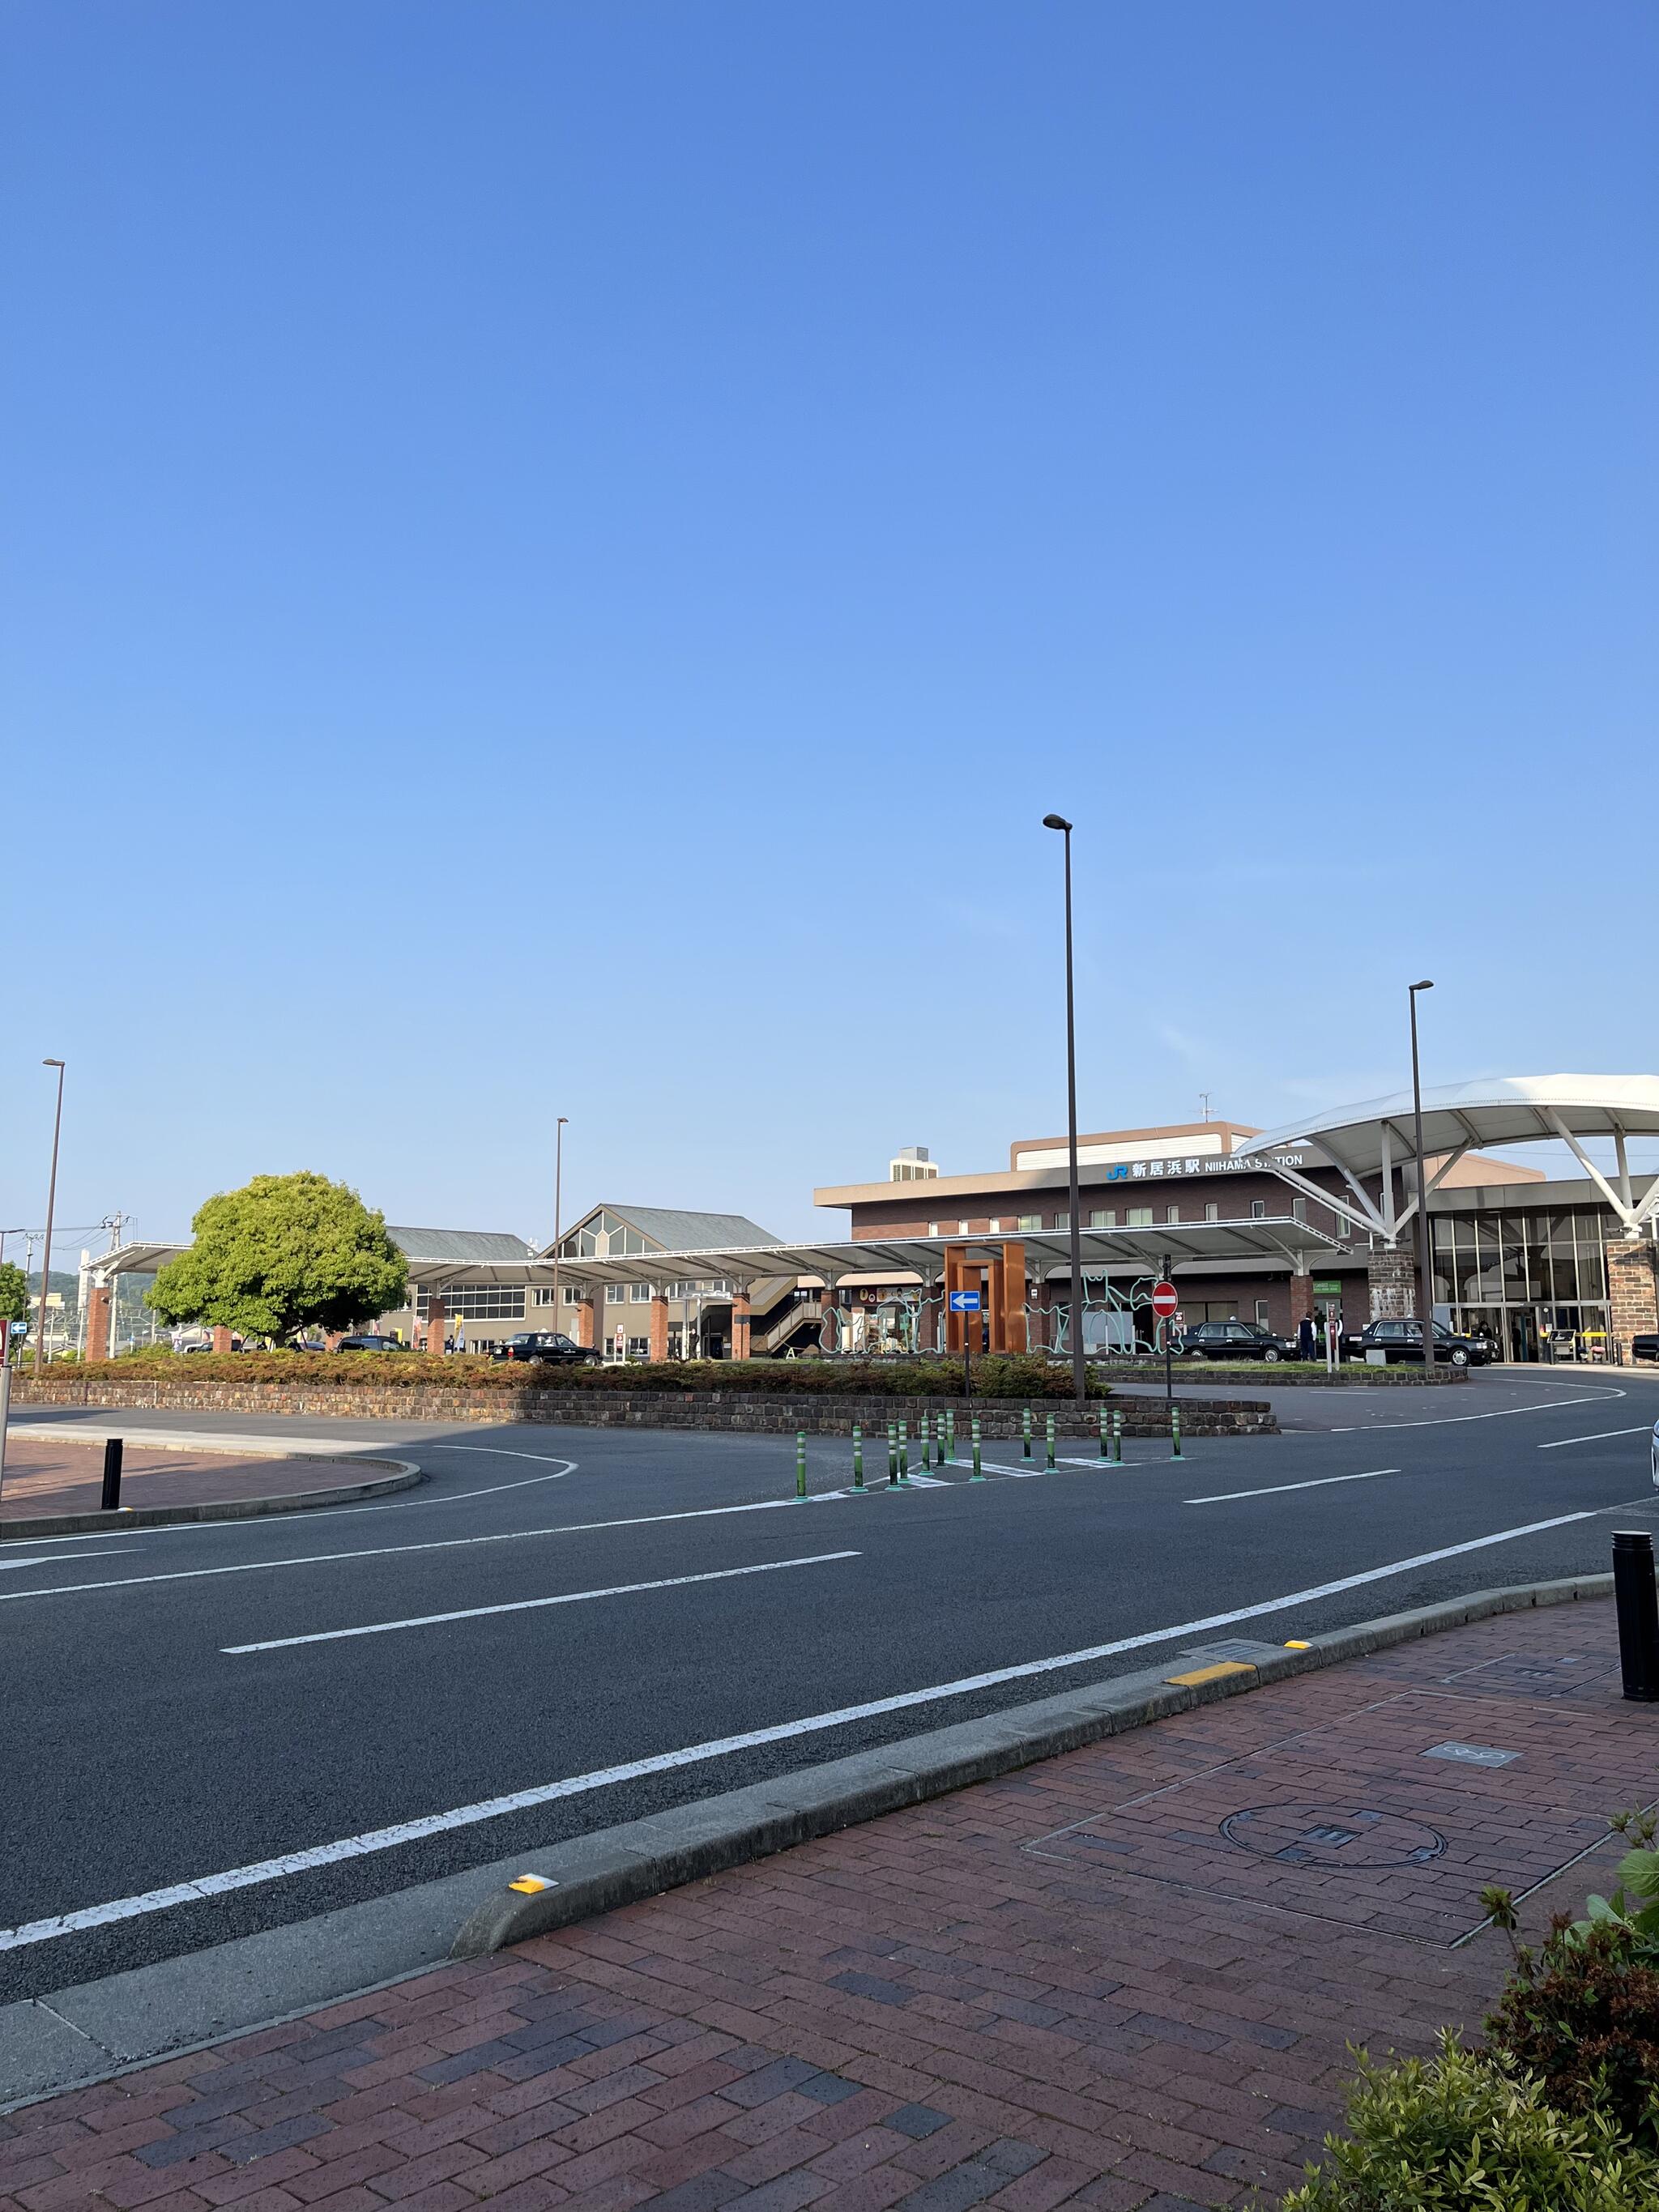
[449,1570,1616,1957]
[0,1457,424,1539]
[0,1569,1618,2111]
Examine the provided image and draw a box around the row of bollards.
[795,1402,1180,1500]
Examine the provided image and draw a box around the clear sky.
[3,1,1655,1255]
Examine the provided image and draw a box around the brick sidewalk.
[0,1443,373,1522]
[6,1600,1656,2212]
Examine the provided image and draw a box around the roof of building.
[385,1226,533,1265]
[540,1205,780,1257]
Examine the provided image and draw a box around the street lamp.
[552,1116,569,1332]
[1042,815,1087,1407]
[35,1060,65,1375]
[1408,983,1435,1343]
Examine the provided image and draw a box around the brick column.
[1288,1273,1315,1329]
[1608,1237,1658,1356]
[84,1284,113,1362]
[649,1294,669,1362]
[731,1289,752,1363]
[574,1294,595,1349]
[1367,1247,1416,1321]
[211,1325,234,1354]
[424,1294,447,1353]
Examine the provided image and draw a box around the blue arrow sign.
[949,1289,983,1312]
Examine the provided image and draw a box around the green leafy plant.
[0,1260,27,1328]
[146,1174,408,1345]
[1473,1813,1659,2150]
[1280,2031,1659,2208]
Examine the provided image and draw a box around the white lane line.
[223,1552,860,1654]
[0,1494,816,1605]
[0,1505,1599,1955]
[1185,1468,1400,1506]
[1329,1390,1627,1434]
[0,1550,138,1571]
[1537,1426,1653,1450]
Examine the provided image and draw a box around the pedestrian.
[1297,1312,1316,1362]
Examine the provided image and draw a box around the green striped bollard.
[1171,1406,1183,1460]
[1112,1408,1124,1464]
[851,1424,864,1491]
[1045,1411,1056,1470]
[887,1421,898,1485]
[970,1416,983,1480]
[919,1412,930,1468]
[898,1419,910,1483]
[1022,1405,1032,1460]
[795,1431,807,1500]
[1098,1404,1109,1460]
[946,1409,957,1464]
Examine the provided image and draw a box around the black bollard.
[100,1437,123,1512]
[1612,1531,1659,1702]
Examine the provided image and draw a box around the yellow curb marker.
[1163,1660,1257,1687]
[1284,1639,1312,1649]
[508,1874,555,1894]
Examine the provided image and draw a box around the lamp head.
[42,1058,63,1068]
[1410,979,1434,993]
[1042,813,1073,833]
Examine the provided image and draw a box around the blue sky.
[3,1,1655,1253]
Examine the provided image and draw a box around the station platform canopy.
[1245,1074,1659,1242]
[86,1225,535,1288]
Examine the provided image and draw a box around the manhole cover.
[1220,1803,1447,1868]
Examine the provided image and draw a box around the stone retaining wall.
[10,1377,1275,1437]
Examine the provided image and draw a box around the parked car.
[333,1334,410,1353]
[1179,1319,1300,1363]
[1349,1319,1490,1368]
[491,1332,602,1366]
[1630,1332,1658,1365]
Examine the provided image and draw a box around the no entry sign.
[1150,1280,1179,1320]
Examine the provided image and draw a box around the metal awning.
[1245,1074,1659,1242]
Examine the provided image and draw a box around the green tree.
[147,1173,408,1345]
[0,1261,28,1328]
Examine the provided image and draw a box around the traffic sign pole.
[1152,1268,1179,1409]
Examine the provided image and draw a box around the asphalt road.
[3,1369,1657,2004]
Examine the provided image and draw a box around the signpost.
[949,1288,982,1400]
[1152,1273,1179,1406]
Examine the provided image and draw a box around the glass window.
[562,1285,583,1306]
[959,1221,970,1234]
[1254,1300,1271,1328]
[1292,1198,1307,1223]
[629,1283,652,1302]
[606,1282,626,1302]
[531,1287,556,1306]
[1166,1205,1179,1225]
[1127,1207,1152,1228]
[1205,1201,1219,1222]
[1089,1209,1115,1229]
[1017,1214,1040,1231]
[928,1222,940,1237]
[1250,1200,1266,1220]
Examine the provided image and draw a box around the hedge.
[45,1351,1111,1400]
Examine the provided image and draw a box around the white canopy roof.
[1246,1075,1659,1239]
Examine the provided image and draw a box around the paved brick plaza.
[4,1600,1654,2212]
[0,1443,373,1523]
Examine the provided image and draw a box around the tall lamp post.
[35,1059,65,1375]
[1408,982,1435,1341]
[1042,815,1087,1407]
[552,1116,569,1330]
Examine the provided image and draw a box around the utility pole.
[1200,1091,1212,1124]
[552,1116,568,1332]
[1042,814,1088,1407]
[35,1062,66,1375]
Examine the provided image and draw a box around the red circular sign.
[1150,1280,1179,1319]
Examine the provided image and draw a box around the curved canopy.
[1246,1074,1659,1239]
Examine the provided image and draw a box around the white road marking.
[1326,1390,1626,1433]
[1185,1468,1400,1505]
[223,1551,860,1653]
[0,1505,1599,1955]
[0,1550,137,1571]
[0,1494,814,1605]
[1537,1426,1652,1450]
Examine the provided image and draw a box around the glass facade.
[1431,1208,1610,1361]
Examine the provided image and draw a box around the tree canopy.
[147,1173,409,1344]
[0,1261,28,1328]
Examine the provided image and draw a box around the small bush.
[1484,1914,1659,2150]
[1281,2032,1659,2209]
[31,1351,1111,1400]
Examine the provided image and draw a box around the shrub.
[28,1351,1113,1399]
[1280,2032,1659,2209]
[1483,1914,1659,2150]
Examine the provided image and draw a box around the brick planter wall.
[9,1377,1275,1438]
